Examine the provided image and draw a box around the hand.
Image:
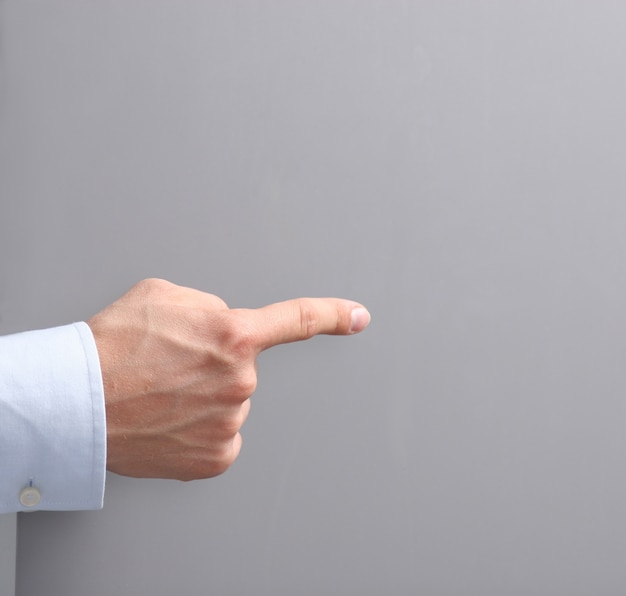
[87,278,370,481]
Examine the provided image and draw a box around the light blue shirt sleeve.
[0,322,106,513]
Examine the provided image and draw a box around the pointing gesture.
[232,297,371,352]
[88,279,370,481]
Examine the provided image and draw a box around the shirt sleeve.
[0,322,106,513]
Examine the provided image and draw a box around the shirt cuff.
[0,322,106,513]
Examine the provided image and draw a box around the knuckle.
[219,313,259,358]
[212,399,251,436]
[136,277,173,294]
[206,294,229,310]
[335,303,351,334]
[217,412,244,437]
[231,369,258,399]
[212,447,238,476]
[213,460,233,477]
[296,299,319,340]
[179,430,243,481]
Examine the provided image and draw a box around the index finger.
[239,297,371,353]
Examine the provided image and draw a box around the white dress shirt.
[0,323,106,513]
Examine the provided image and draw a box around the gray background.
[0,514,15,595]
[2,1,626,594]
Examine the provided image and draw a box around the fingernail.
[350,307,371,334]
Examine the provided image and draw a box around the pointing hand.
[88,278,370,480]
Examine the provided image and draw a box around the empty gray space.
[2,2,626,594]
[0,513,15,596]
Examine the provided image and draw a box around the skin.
[87,278,370,481]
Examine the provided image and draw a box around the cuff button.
[19,487,41,508]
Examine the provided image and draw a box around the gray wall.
[0,514,15,596]
[3,1,626,594]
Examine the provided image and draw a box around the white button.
[19,486,41,508]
